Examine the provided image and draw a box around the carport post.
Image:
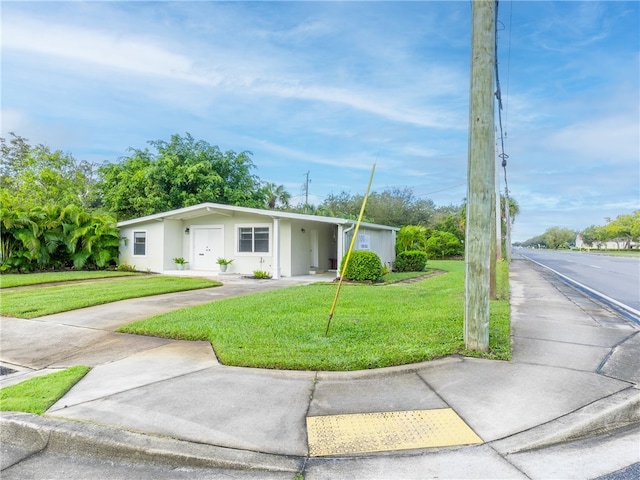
[272,217,281,279]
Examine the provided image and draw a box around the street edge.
[490,386,640,454]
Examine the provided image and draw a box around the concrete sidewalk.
[1,258,639,479]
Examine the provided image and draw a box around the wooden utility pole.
[464,0,495,351]
[503,180,512,262]
[495,140,503,263]
[303,170,311,205]
[490,186,497,300]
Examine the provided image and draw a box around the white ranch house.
[117,203,398,278]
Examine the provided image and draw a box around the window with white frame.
[133,231,146,256]
[238,226,270,253]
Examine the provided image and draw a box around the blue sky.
[2,1,638,242]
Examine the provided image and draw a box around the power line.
[418,182,466,197]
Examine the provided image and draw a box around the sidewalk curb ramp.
[2,385,639,471]
[0,412,303,473]
[491,386,640,454]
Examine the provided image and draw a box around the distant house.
[117,203,398,278]
[575,234,637,250]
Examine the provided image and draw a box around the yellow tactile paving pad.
[306,408,483,456]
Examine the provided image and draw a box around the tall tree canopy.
[0,133,98,208]
[96,133,270,220]
[263,182,291,210]
[318,187,439,228]
[543,226,577,250]
[579,211,640,249]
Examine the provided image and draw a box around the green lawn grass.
[0,276,222,318]
[0,366,90,414]
[590,250,640,258]
[119,260,511,370]
[381,271,437,283]
[0,270,141,289]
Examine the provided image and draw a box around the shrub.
[394,250,428,272]
[116,263,137,272]
[425,231,463,259]
[395,225,430,254]
[340,250,383,282]
[252,270,271,279]
[0,198,120,272]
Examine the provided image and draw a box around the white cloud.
[547,115,639,164]
[3,11,468,129]
[3,17,207,84]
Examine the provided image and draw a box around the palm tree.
[262,182,291,210]
[396,225,429,254]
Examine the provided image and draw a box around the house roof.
[117,203,398,231]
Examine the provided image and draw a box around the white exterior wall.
[288,220,336,275]
[119,221,165,272]
[343,227,396,270]
[183,212,277,276]
[163,219,184,270]
[118,204,396,277]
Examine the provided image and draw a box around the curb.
[491,386,640,454]
[0,412,303,473]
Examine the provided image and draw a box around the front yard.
[0,275,221,318]
[119,260,511,370]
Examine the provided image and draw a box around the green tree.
[432,212,464,241]
[580,224,607,248]
[425,230,464,258]
[96,133,267,220]
[543,227,576,250]
[319,187,437,227]
[0,133,98,208]
[396,225,430,254]
[606,212,640,249]
[521,234,547,248]
[500,195,519,233]
[262,182,291,209]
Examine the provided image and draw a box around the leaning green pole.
[325,163,376,336]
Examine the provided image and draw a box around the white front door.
[193,227,223,270]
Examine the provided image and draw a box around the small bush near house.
[116,263,137,272]
[394,250,428,272]
[340,250,383,282]
[252,270,271,279]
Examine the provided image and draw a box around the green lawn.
[589,250,640,258]
[119,260,511,371]
[0,366,90,414]
[381,271,437,283]
[0,270,141,289]
[0,276,222,318]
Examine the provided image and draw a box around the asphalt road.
[516,248,640,319]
